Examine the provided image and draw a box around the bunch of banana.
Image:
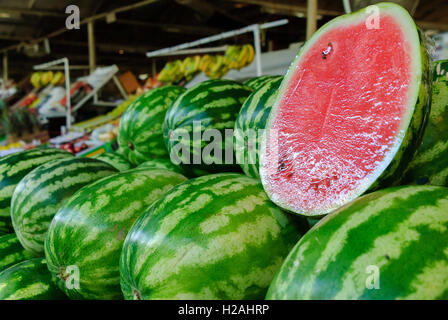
[158,60,184,83]
[30,72,42,88]
[204,55,230,79]
[182,55,201,81]
[232,44,255,70]
[40,71,54,86]
[225,45,242,69]
[51,72,65,85]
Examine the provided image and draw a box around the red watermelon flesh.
[260,3,430,216]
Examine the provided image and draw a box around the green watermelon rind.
[93,151,134,172]
[137,158,184,174]
[11,157,118,256]
[0,148,73,235]
[234,76,283,179]
[0,233,34,273]
[163,79,253,176]
[0,258,66,300]
[45,168,187,300]
[259,3,432,216]
[243,75,282,91]
[266,185,448,300]
[118,86,186,166]
[401,59,448,186]
[119,173,304,300]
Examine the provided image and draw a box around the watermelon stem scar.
[128,141,135,150]
[259,3,432,217]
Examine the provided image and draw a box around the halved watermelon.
[260,3,431,216]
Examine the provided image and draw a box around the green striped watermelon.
[11,157,118,256]
[0,233,34,272]
[0,148,73,234]
[118,86,186,165]
[235,76,283,179]
[267,185,448,300]
[93,151,134,171]
[45,168,187,300]
[402,60,448,186]
[120,173,305,300]
[163,80,253,176]
[0,258,66,300]
[137,158,184,174]
[260,3,431,216]
[243,75,282,91]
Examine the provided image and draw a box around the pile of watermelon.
[1,3,448,300]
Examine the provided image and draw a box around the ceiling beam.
[0,34,33,41]
[224,0,343,16]
[227,0,448,31]
[0,7,65,17]
[51,40,159,55]
[1,0,161,53]
[115,19,224,36]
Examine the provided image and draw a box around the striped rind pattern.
[243,75,282,91]
[137,158,184,174]
[0,233,34,272]
[0,258,66,300]
[118,86,186,165]
[120,173,304,300]
[11,157,118,256]
[402,60,448,186]
[94,151,134,172]
[0,148,73,234]
[267,185,448,300]
[234,76,282,178]
[44,168,187,300]
[163,80,252,175]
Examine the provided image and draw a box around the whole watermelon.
[0,258,66,300]
[267,185,448,300]
[0,233,34,272]
[0,148,73,234]
[118,86,186,165]
[137,158,184,174]
[45,168,187,299]
[120,173,306,300]
[402,60,448,186]
[11,157,118,256]
[93,151,133,171]
[234,76,282,179]
[163,79,253,176]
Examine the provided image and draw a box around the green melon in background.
[402,60,448,186]
[267,185,448,300]
[243,75,282,91]
[163,79,253,176]
[0,233,34,272]
[234,76,282,179]
[137,158,184,174]
[118,86,186,165]
[11,157,118,256]
[120,173,307,300]
[93,151,134,171]
[0,148,73,234]
[0,258,66,300]
[45,168,187,299]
